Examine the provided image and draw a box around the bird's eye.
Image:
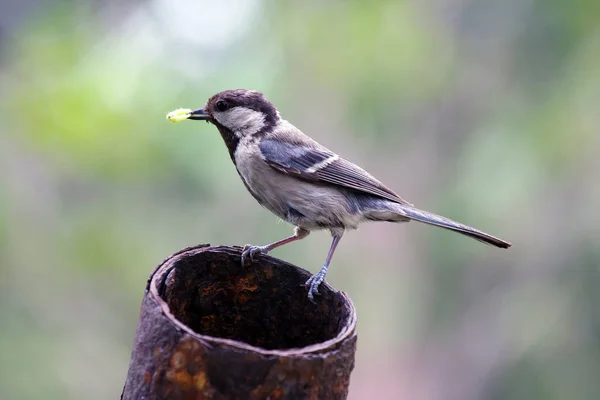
[215,100,229,112]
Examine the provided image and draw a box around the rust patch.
[165,369,192,388]
[143,370,152,384]
[193,372,207,390]
[170,351,186,369]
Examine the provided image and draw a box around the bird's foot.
[241,244,268,266]
[305,267,328,302]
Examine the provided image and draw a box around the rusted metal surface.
[122,244,357,400]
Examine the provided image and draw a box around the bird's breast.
[233,142,363,231]
[234,142,289,216]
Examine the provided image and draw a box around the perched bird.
[167,89,511,301]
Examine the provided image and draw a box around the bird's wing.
[259,138,413,206]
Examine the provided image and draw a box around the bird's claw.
[305,270,326,302]
[241,244,267,266]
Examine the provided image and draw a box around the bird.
[167,89,511,301]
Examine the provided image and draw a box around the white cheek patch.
[213,107,266,136]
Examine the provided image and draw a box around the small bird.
[167,89,511,301]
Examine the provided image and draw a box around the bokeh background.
[1,0,599,399]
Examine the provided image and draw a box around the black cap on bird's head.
[204,90,278,121]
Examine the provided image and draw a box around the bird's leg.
[305,235,342,302]
[241,227,310,266]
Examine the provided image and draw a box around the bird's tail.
[398,205,511,248]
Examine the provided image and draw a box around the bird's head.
[168,89,279,137]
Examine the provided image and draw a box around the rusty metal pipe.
[122,244,357,400]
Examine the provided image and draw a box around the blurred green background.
[1,0,600,399]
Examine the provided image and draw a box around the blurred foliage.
[1,0,599,399]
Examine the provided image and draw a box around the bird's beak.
[166,108,210,123]
[188,108,209,121]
